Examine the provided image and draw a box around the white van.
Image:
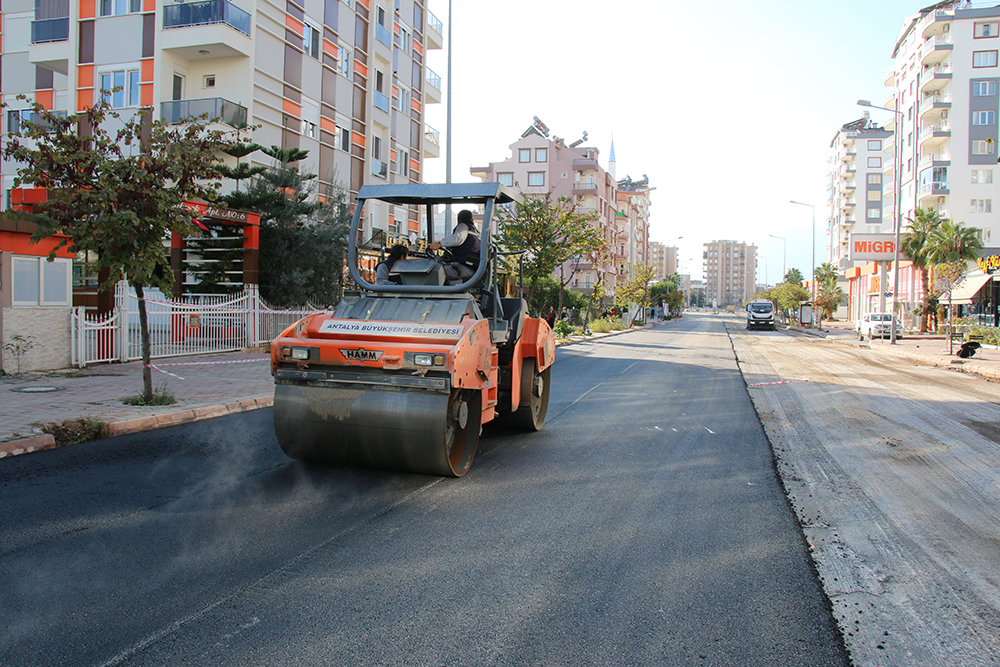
[746,299,776,330]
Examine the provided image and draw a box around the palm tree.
[932,219,983,262]
[814,262,839,288]
[901,208,944,332]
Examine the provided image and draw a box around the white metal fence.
[71,282,321,368]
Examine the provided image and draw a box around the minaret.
[609,138,617,179]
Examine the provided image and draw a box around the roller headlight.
[414,353,434,367]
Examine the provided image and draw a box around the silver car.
[856,313,903,340]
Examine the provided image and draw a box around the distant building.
[471,119,621,297]
[827,115,892,271]
[649,241,680,282]
[615,174,653,292]
[702,240,757,307]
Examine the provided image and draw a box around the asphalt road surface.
[0,315,847,666]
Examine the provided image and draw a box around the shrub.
[553,319,574,337]
[590,318,613,333]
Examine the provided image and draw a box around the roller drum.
[273,383,480,477]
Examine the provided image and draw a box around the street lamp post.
[769,234,786,282]
[858,98,903,344]
[789,201,816,305]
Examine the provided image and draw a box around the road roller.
[270,183,556,477]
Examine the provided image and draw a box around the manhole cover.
[10,386,63,394]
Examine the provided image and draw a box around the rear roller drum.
[512,358,550,431]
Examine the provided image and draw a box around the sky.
[422,0,944,285]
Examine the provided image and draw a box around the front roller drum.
[511,358,550,431]
[273,383,481,477]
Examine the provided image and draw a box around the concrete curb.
[1,395,274,459]
[862,343,1000,381]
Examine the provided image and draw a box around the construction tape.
[748,380,809,387]
[143,357,269,380]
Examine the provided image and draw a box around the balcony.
[423,124,440,158]
[920,64,951,92]
[426,10,443,50]
[573,157,598,171]
[161,0,253,59]
[884,66,895,87]
[918,181,949,202]
[375,23,392,48]
[919,93,952,122]
[920,8,953,39]
[161,97,247,126]
[31,17,69,43]
[573,182,598,194]
[371,158,388,179]
[373,90,390,113]
[424,68,441,104]
[919,151,951,169]
[919,121,951,149]
[921,34,953,65]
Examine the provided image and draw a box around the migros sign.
[849,234,903,261]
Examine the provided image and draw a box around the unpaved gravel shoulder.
[728,325,1000,667]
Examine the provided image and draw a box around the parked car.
[856,312,903,340]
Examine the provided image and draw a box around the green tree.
[813,281,844,323]
[814,262,838,288]
[614,263,657,324]
[244,147,349,306]
[783,267,804,285]
[496,191,605,308]
[901,207,945,332]
[933,219,983,262]
[935,259,968,352]
[2,95,234,402]
[771,282,810,322]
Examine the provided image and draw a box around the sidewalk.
[0,351,274,458]
[787,320,1000,380]
[0,320,662,458]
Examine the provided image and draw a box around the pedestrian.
[546,307,556,328]
[561,307,568,320]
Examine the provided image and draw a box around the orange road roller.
[270,183,556,477]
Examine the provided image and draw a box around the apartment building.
[2,0,443,241]
[885,2,1000,245]
[827,115,892,270]
[614,174,652,291]
[470,118,621,297]
[648,240,679,282]
[702,240,757,308]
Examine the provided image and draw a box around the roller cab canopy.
[348,182,523,295]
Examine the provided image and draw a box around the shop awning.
[947,273,993,304]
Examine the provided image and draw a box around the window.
[73,251,100,287]
[203,74,216,89]
[972,199,993,213]
[976,22,999,38]
[867,140,882,150]
[498,173,513,187]
[303,24,320,59]
[340,48,352,77]
[973,80,997,96]
[974,110,996,125]
[399,87,411,113]
[301,119,316,138]
[973,139,996,155]
[398,149,409,176]
[6,109,32,133]
[99,0,140,16]
[394,25,410,54]
[974,50,998,67]
[868,190,881,201]
[527,172,544,187]
[868,173,882,184]
[867,156,882,168]
[519,149,531,163]
[867,208,881,220]
[372,135,382,161]
[972,169,994,183]
[12,256,71,306]
[100,69,140,108]
[338,125,350,151]
[535,148,547,162]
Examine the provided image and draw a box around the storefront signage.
[849,234,900,261]
[203,207,249,223]
[977,254,1000,273]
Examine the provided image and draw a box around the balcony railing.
[424,125,440,145]
[573,157,598,170]
[426,68,441,89]
[31,17,69,43]
[920,151,951,164]
[371,158,387,179]
[921,34,953,57]
[427,10,443,34]
[375,23,391,47]
[923,63,952,77]
[919,180,949,195]
[373,90,390,113]
[573,182,598,194]
[163,0,251,36]
[161,97,247,126]
[920,121,951,137]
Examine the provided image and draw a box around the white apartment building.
[648,240,679,282]
[827,115,892,270]
[702,240,757,308]
[885,2,1000,244]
